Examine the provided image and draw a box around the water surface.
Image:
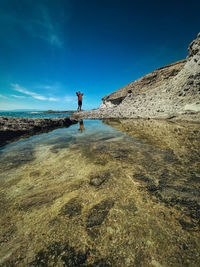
[0,111,72,118]
[0,119,200,266]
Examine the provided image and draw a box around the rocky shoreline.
[0,116,78,147]
[73,108,200,123]
[44,110,76,113]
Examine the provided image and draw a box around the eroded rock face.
[77,33,200,121]
[0,116,78,147]
[101,60,186,105]
[188,32,200,58]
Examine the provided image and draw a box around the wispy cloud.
[0,94,8,99]
[0,3,65,48]
[49,97,59,101]
[11,94,26,99]
[27,5,63,48]
[11,83,59,101]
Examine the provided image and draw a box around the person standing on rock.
[76,91,84,111]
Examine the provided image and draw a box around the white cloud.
[33,95,47,100]
[11,83,59,101]
[0,94,8,99]
[11,94,26,99]
[49,97,59,101]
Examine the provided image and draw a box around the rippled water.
[0,111,72,118]
[0,119,200,266]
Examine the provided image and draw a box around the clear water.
[0,119,200,266]
[0,111,72,118]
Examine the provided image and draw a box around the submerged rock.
[59,198,83,218]
[86,199,114,228]
[89,171,110,187]
[32,241,90,267]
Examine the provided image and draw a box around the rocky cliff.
[78,33,200,121]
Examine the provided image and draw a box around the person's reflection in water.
[78,120,85,133]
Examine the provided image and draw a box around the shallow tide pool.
[0,119,200,266]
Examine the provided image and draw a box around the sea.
[0,110,72,118]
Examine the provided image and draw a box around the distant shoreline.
[43,110,76,113]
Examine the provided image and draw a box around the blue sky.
[0,0,200,111]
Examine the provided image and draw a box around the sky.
[0,0,200,111]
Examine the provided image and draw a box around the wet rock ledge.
[0,116,78,147]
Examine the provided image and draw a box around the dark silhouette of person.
[78,120,85,132]
[76,91,83,111]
